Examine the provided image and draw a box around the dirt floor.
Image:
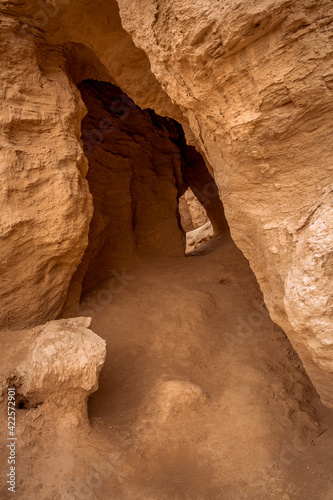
[1,232,333,499]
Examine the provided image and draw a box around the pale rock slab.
[0,317,106,424]
[186,221,214,253]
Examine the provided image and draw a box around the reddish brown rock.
[75,80,185,295]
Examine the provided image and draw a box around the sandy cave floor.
[84,233,333,499]
[2,233,333,499]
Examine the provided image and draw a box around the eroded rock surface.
[186,221,214,253]
[0,318,109,499]
[179,145,229,235]
[0,0,332,407]
[179,188,209,232]
[77,79,185,294]
[0,317,106,419]
[0,16,93,330]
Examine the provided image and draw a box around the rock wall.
[75,79,185,295]
[0,15,93,330]
[179,189,209,232]
[179,192,195,232]
[117,0,333,406]
[180,145,229,235]
[0,2,226,325]
[184,190,209,230]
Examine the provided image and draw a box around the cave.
[66,78,229,309]
[1,1,333,499]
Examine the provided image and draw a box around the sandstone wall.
[180,145,229,235]
[76,79,185,294]
[0,15,93,330]
[183,190,209,230]
[179,188,210,233]
[117,0,333,406]
[179,193,196,232]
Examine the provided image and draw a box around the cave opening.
[73,78,229,303]
[1,1,333,496]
